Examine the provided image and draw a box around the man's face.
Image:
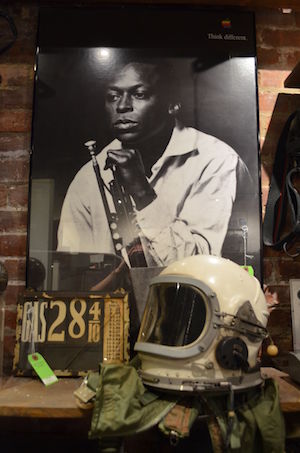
[105,63,170,146]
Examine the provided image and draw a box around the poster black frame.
[27,5,263,292]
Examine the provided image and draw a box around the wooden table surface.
[0,367,299,418]
[261,367,300,412]
[0,375,89,418]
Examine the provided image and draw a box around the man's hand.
[105,148,156,210]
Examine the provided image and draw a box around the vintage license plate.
[13,290,129,376]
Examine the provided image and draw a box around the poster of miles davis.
[28,6,262,298]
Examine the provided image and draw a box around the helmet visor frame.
[135,275,220,359]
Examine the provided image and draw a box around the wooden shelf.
[0,368,299,419]
[0,376,90,419]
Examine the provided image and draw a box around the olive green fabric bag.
[88,364,177,440]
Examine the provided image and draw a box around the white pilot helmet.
[134,255,269,393]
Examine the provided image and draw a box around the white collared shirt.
[57,126,241,266]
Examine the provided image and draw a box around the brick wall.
[0,3,37,372]
[257,9,300,366]
[0,2,299,373]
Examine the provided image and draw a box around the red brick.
[264,92,300,116]
[261,29,300,48]
[0,110,32,132]
[261,164,271,188]
[2,258,26,281]
[0,64,34,87]
[3,333,17,374]
[0,211,27,233]
[0,235,27,257]
[284,49,300,69]
[273,337,293,354]
[4,309,17,331]
[277,259,300,281]
[3,284,25,306]
[257,47,281,68]
[8,184,29,208]
[0,41,35,65]
[260,113,289,144]
[255,28,264,47]
[256,10,296,29]
[263,284,290,305]
[294,13,300,28]
[261,187,270,211]
[0,8,37,65]
[10,4,38,32]
[268,307,291,329]
[263,244,285,258]
[259,113,273,137]
[0,185,8,208]
[258,69,291,88]
[258,92,277,114]
[268,334,292,354]
[0,133,31,153]
[259,136,265,150]
[263,259,274,280]
[0,158,29,182]
[0,87,33,110]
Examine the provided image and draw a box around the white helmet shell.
[135,255,269,393]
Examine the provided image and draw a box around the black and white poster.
[28,6,262,295]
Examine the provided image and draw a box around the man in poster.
[57,59,250,267]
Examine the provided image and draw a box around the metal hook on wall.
[283,241,300,258]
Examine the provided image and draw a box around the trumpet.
[84,140,147,268]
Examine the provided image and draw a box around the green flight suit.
[88,364,285,453]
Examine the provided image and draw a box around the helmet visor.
[138,282,208,347]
